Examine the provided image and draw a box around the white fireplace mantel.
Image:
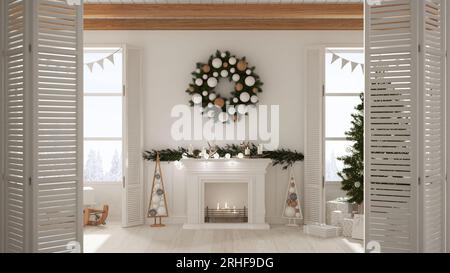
[182,158,272,230]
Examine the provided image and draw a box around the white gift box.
[326,198,354,225]
[352,214,364,240]
[304,223,342,238]
[343,218,354,237]
[331,210,344,227]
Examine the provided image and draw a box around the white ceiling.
[84,0,363,4]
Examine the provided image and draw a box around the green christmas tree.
[338,93,364,205]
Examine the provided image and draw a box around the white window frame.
[322,46,364,184]
[83,45,125,185]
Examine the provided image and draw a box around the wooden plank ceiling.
[83,3,363,30]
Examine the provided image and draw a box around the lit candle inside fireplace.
[225,202,228,209]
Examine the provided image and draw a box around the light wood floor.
[84,222,363,253]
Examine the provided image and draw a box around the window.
[324,48,363,183]
[84,47,123,183]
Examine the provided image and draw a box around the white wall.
[84,30,362,224]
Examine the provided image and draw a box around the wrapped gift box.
[331,210,344,227]
[326,198,354,225]
[343,218,354,237]
[304,223,342,238]
[352,214,364,240]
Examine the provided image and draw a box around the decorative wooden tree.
[147,153,168,227]
[282,168,303,227]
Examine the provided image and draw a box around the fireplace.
[204,182,248,223]
[182,158,271,229]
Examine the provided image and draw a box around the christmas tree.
[147,153,168,227]
[338,93,364,205]
[282,168,303,226]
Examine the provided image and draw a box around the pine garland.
[143,143,304,170]
[337,93,364,205]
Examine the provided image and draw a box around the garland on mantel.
[143,144,304,170]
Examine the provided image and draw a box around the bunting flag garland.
[328,50,364,74]
[84,49,121,72]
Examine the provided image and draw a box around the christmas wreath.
[186,50,263,122]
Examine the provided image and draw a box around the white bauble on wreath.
[207,77,218,87]
[195,78,203,86]
[192,93,202,104]
[212,58,222,69]
[245,76,256,87]
[240,92,250,103]
[187,50,263,122]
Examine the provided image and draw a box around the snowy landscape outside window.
[324,48,363,183]
[83,48,123,183]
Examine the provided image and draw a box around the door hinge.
[28,177,32,186]
[122,176,126,188]
[322,84,325,96]
[122,85,126,97]
[28,44,32,53]
[418,44,421,53]
[322,176,325,188]
[418,176,421,185]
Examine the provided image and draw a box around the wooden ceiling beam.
[83,4,363,30]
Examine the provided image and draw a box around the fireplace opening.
[204,182,248,223]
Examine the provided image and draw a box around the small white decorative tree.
[282,168,303,227]
[147,153,168,227]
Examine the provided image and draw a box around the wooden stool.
[83,205,109,226]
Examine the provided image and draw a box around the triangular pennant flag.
[351,62,358,72]
[87,63,94,72]
[341,58,349,69]
[331,53,339,64]
[107,54,115,65]
[97,59,104,70]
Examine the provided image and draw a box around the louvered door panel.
[365,0,417,253]
[420,0,445,253]
[32,0,83,253]
[4,0,30,253]
[304,48,324,224]
[365,0,446,253]
[122,47,144,227]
